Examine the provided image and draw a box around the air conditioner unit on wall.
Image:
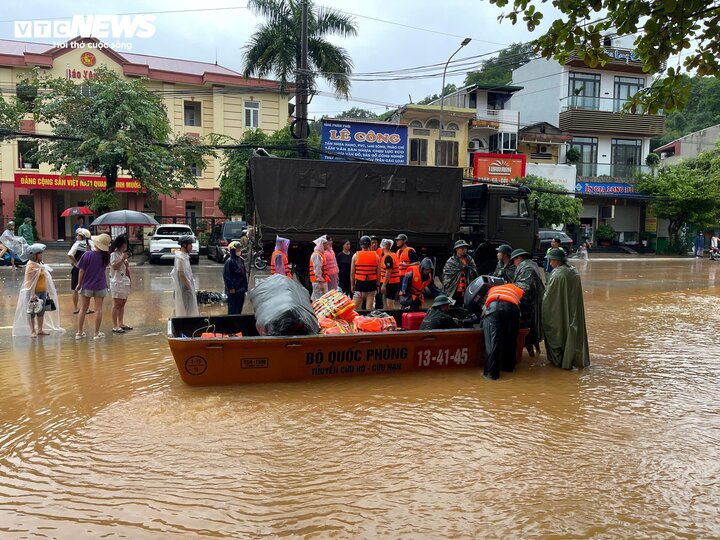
[468,139,484,151]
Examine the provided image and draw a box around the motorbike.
[710,247,720,261]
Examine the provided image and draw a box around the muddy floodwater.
[1,258,718,538]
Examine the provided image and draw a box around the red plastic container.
[402,311,425,331]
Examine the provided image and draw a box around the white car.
[148,224,199,264]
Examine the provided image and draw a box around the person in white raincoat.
[310,235,330,301]
[12,244,63,337]
[171,235,199,316]
[1,221,30,268]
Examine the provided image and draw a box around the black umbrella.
[90,210,159,227]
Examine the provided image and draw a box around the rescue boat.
[168,310,528,386]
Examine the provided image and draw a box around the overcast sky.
[0,0,566,118]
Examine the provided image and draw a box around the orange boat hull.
[168,315,528,386]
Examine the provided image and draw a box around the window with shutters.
[409,138,428,165]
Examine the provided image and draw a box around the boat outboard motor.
[464,275,505,317]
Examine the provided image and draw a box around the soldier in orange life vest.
[379,238,400,309]
[270,236,292,278]
[399,253,441,311]
[309,235,330,301]
[350,235,381,310]
[395,233,416,275]
[482,282,524,380]
[442,239,478,305]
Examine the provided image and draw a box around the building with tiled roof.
[0,36,292,240]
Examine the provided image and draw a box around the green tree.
[338,107,379,119]
[519,175,583,228]
[463,42,535,87]
[636,147,720,252]
[652,76,720,149]
[18,67,207,197]
[417,83,457,105]
[214,126,319,216]
[242,0,358,97]
[490,0,720,113]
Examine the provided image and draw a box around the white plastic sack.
[249,274,319,336]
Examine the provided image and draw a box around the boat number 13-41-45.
[416,347,468,367]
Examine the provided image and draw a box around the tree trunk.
[104,166,119,192]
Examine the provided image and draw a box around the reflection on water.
[1,261,719,537]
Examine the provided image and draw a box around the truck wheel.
[253,255,268,271]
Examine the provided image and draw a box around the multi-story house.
[431,83,522,172]
[509,35,665,244]
[0,36,291,240]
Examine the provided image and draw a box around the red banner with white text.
[14,172,143,192]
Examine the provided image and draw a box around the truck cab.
[461,183,537,274]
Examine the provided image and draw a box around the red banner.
[472,153,526,184]
[14,172,142,192]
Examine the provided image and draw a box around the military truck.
[245,154,537,281]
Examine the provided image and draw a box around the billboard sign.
[575,181,637,194]
[472,153,526,183]
[321,120,408,164]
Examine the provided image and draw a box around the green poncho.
[542,263,590,369]
[491,260,515,282]
[442,254,478,297]
[512,258,545,346]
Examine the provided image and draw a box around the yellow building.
[0,36,291,240]
[390,104,475,172]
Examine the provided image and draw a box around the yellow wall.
[0,47,290,190]
[399,110,471,168]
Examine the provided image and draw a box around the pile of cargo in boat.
[167,274,527,386]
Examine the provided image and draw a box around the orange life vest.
[270,250,291,277]
[380,251,400,284]
[309,250,328,283]
[354,250,379,282]
[409,264,431,302]
[398,246,415,274]
[484,283,524,307]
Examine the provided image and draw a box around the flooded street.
[1,258,719,538]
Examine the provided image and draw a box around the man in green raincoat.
[442,240,478,305]
[542,248,590,369]
[510,248,545,357]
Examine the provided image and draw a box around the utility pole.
[436,37,471,166]
[296,0,309,158]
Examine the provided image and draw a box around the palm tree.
[242,0,357,97]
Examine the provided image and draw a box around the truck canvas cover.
[248,156,462,235]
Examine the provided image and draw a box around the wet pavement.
[0,258,719,538]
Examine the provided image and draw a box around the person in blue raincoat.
[223,241,248,315]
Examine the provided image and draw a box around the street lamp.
[437,37,471,166]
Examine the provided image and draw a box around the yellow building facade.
[390,104,475,174]
[0,36,291,240]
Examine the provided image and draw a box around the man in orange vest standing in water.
[270,236,292,278]
[350,235,381,310]
[309,235,330,301]
[482,282,524,380]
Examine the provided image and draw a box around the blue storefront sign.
[321,120,408,164]
[575,182,637,194]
